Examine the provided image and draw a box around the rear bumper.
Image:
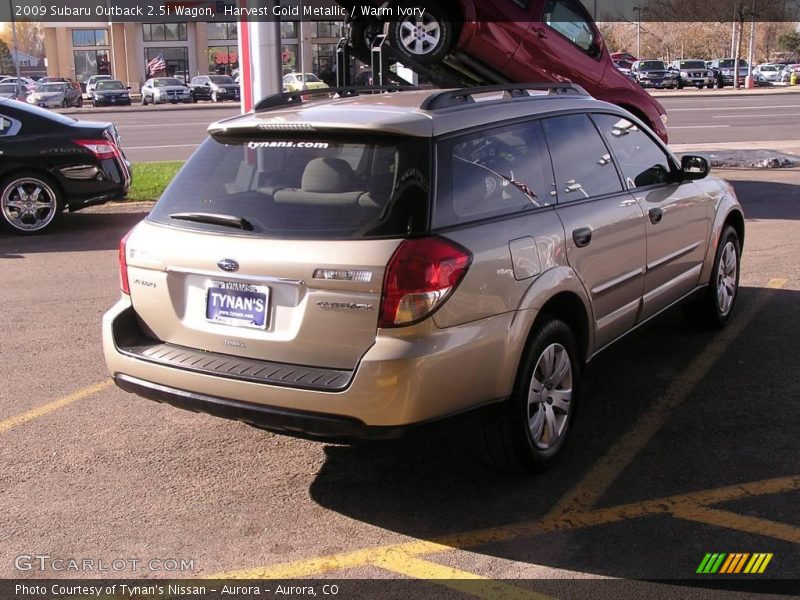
[103,298,521,429]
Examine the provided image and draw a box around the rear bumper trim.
[114,374,407,441]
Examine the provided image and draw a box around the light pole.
[633,6,642,58]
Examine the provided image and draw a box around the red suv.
[341,0,668,142]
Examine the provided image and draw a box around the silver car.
[140,77,191,105]
[26,82,83,108]
[103,85,744,471]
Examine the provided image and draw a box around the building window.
[312,43,337,81]
[145,47,190,83]
[208,46,238,75]
[143,23,187,42]
[74,50,111,83]
[208,22,237,40]
[281,22,297,40]
[314,22,342,38]
[72,29,109,47]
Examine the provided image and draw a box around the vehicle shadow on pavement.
[728,179,800,221]
[0,208,148,255]
[309,285,800,583]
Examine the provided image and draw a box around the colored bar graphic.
[699,552,773,574]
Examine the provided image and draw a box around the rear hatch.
[124,132,431,370]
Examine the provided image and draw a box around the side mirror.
[681,155,710,180]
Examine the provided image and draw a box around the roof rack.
[420,83,590,111]
[254,85,421,112]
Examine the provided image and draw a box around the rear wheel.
[387,3,455,65]
[0,173,63,234]
[482,317,580,472]
[684,225,741,329]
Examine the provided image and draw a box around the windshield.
[720,59,748,68]
[96,81,124,90]
[297,73,322,83]
[153,78,183,87]
[209,76,234,84]
[639,61,666,70]
[37,83,66,92]
[148,134,431,240]
[680,61,706,69]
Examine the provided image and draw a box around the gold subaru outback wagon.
[103,84,744,471]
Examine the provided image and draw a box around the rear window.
[148,134,431,239]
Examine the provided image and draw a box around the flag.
[147,53,166,76]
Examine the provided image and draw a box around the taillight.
[379,237,472,328]
[73,138,121,160]
[119,230,132,295]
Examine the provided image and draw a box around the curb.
[650,86,800,98]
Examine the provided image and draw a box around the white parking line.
[668,104,800,111]
[117,122,214,128]
[669,125,731,129]
[124,144,199,150]
[713,113,800,118]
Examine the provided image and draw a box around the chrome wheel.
[397,13,442,56]
[1,177,59,232]
[527,343,573,450]
[716,240,737,316]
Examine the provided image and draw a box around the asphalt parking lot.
[0,162,798,597]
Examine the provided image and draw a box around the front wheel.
[0,173,63,234]
[482,317,580,472]
[387,3,455,65]
[684,225,741,329]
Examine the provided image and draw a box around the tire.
[677,78,683,89]
[482,317,580,472]
[706,83,713,89]
[0,172,64,234]
[349,21,381,65]
[76,96,83,108]
[684,225,741,330]
[387,2,455,65]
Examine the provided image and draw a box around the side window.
[0,115,21,137]
[543,0,596,53]
[435,120,555,228]
[592,114,673,188]
[542,114,623,202]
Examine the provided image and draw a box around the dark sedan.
[189,75,240,102]
[91,79,132,107]
[0,99,131,234]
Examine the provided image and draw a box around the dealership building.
[43,19,344,92]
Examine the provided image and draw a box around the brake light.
[379,237,472,328]
[119,230,132,295]
[73,138,121,160]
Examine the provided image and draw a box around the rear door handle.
[649,208,663,224]
[572,227,592,248]
[532,27,548,39]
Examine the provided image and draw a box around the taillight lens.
[379,237,472,328]
[119,230,133,295]
[73,138,121,160]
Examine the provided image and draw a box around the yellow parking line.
[548,279,788,516]
[374,553,557,600]
[673,505,800,544]
[215,473,800,580]
[0,381,112,435]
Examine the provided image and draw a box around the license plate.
[206,281,269,329]
[38,103,46,107]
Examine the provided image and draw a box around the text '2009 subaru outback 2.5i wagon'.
[103,84,744,471]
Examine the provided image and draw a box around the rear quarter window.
[148,134,431,240]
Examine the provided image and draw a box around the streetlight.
[633,5,642,58]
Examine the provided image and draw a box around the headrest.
[301,158,354,193]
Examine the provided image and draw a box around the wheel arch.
[724,208,745,250]
[0,166,66,201]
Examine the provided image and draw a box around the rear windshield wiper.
[169,212,254,231]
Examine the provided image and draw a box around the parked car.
[0,98,130,234]
[631,60,677,89]
[103,84,743,471]
[140,77,191,105]
[38,76,81,90]
[610,51,637,63]
[336,0,669,142]
[84,74,113,99]
[282,72,329,92]
[669,59,714,89]
[91,79,132,106]
[709,58,749,87]
[189,75,241,102]
[0,76,36,92]
[752,63,782,84]
[779,64,800,83]
[612,59,635,80]
[26,82,83,108]
[0,82,29,101]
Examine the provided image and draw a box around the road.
[69,90,800,163]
